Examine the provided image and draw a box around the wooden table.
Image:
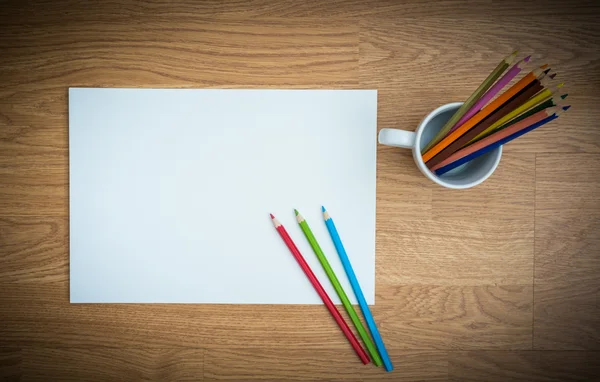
[1,1,599,380]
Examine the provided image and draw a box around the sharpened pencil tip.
[549,73,557,79]
[524,55,531,62]
[294,209,299,216]
[543,68,551,74]
[270,214,281,228]
[512,50,518,56]
[557,82,564,88]
[563,105,571,111]
[561,93,568,99]
[321,206,326,212]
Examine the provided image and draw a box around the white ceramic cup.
[378,102,502,189]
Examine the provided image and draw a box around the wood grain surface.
[1,0,599,380]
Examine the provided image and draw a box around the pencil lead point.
[563,105,571,111]
[524,55,531,62]
[270,213,275,219]
[557,82,564,88]
[561,93,568,99]
[294,209,299,216]
[549,73,557,79]
[543,68,551,74]
[512,50,518,56]
[321,206,326,212]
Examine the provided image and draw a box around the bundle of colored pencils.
[421,51,571,176]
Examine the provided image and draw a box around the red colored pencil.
[270,213,370,365]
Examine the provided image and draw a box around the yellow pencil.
[467,80,565,144]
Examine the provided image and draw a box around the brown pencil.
[426,73,547,169]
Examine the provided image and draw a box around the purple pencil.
[447,55,532,135]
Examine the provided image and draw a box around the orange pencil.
[422,64,548,163]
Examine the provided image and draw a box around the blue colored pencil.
[322,206,394,372]
[435,106,570,176]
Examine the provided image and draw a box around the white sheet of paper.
[69,88,377,304]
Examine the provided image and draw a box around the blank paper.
[69,88,377,304]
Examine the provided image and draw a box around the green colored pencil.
[295,209,382,367]
[422,50,518,154]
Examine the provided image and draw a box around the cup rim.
[413,102,503,189]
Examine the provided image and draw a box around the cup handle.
[378,128,416,149]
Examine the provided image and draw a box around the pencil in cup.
[435,106,569,176]
[322,206,394,372]
[294,209,382,366]
[447,55,532,135]
[270,214,370,365]
[422,50,518,153]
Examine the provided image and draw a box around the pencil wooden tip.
[295,211,304,223]
[270,214,281,228]
[552,96,566,107]
[553,106,570,117]
[533,66,547,78]
[506,50,519,64]
[546,106,560,116]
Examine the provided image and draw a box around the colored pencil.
[421,51,518,153]
[270,214,370,365]
[425,75,545,170]
[322,206,394,372]
[295,209,381,367]
[486,93,568,135]
[435,106,570,176]
[468,82,565,144]
[448,55,532,135]
[430,107,562,171]
[422,64,547,163]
